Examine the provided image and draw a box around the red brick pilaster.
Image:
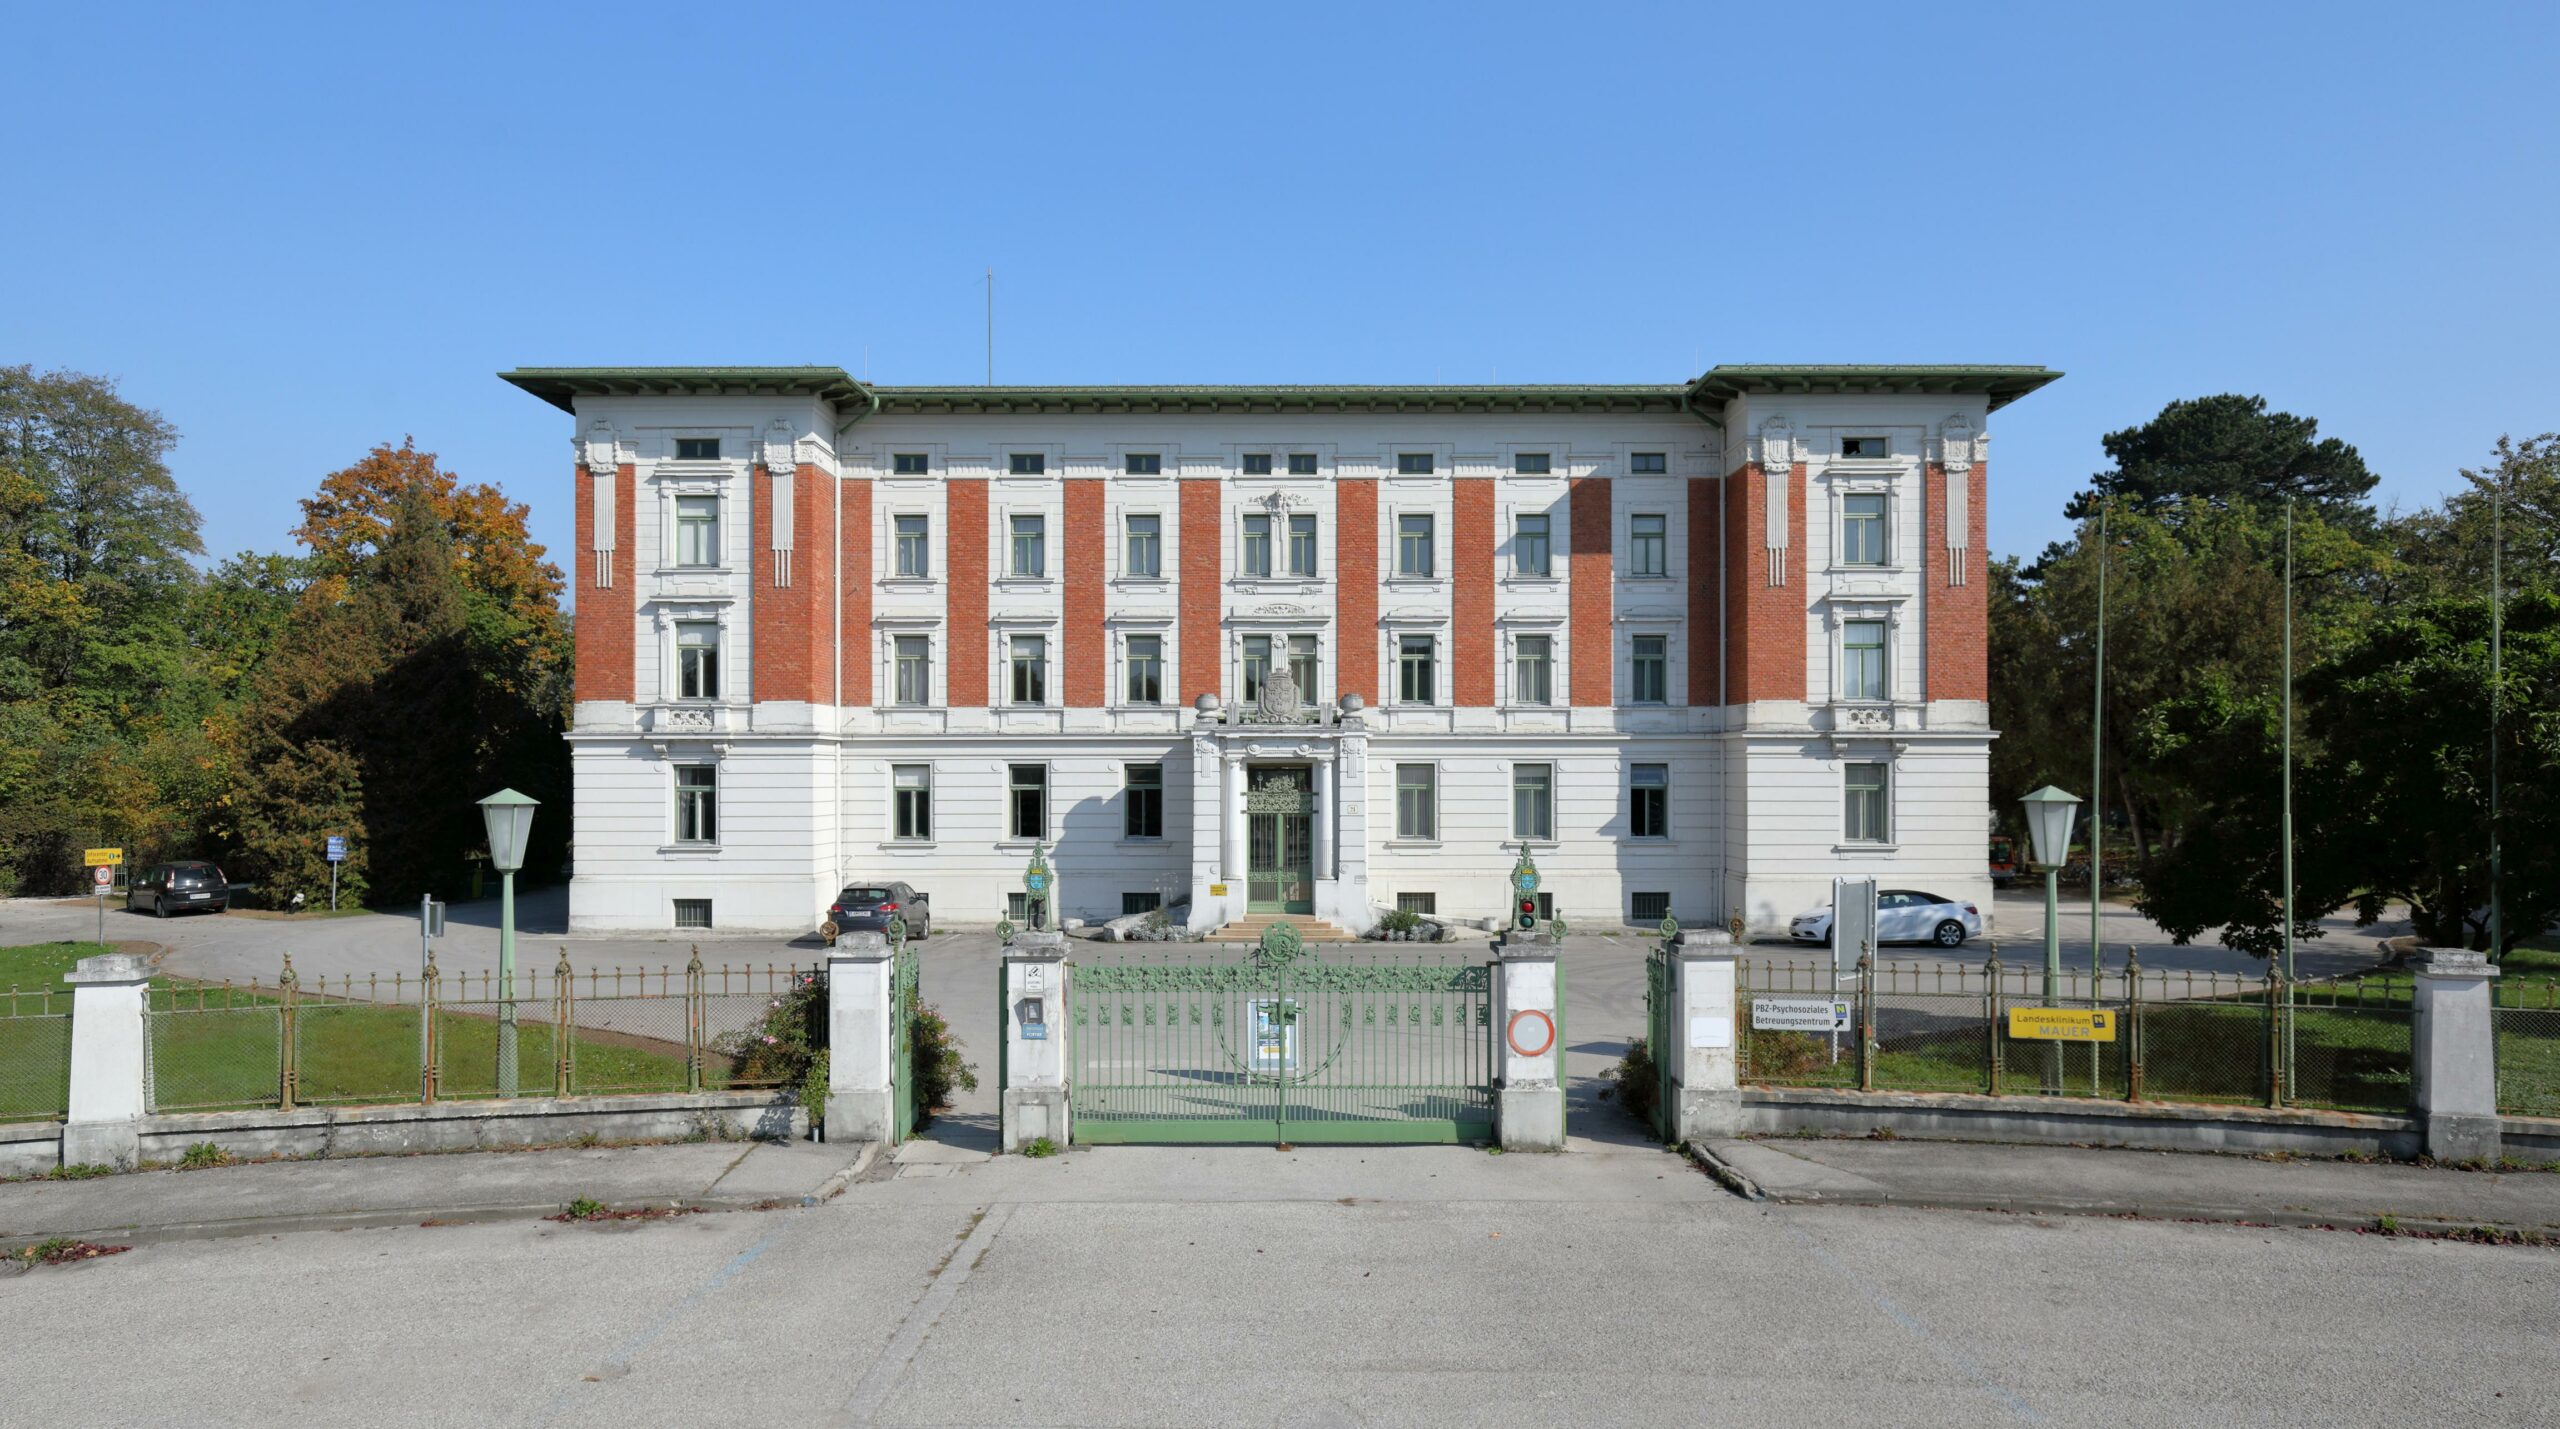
[1179,480,1223,704]
[1568,477,1613,706]
[1923,459,1989,701]
[1687,477,1718,706]
[1063,480,1106,707]
[1452,479,1495,706]
[839,476,872,706]
[1722,462,1807,703]
[748,463,833,704]
[573,463,636,703]
[946,480,988,707]
[1334,479,1378,704]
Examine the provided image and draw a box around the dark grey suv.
[825,882,929,938]
[127,861,230,917]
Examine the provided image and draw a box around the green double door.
[1245,766,1314,914]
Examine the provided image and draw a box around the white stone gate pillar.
[1222,754,1245,882]
[63,953,151,1170]
[1313,758,1335,881]
[1493,941,1564,1150]
[2412,947,2501,1162]
[1668,931,1742,1141]
[826,932,895,1142]
[1001,931,1070,1152]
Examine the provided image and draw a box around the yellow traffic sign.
[2009,1007,2117,1042]
[83,847,124,867]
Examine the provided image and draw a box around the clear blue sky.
[7,3,2554,572]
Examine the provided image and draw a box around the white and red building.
[504,365,2056,936]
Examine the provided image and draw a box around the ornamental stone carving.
[1255,662,1303,722]
[760,418,799,473]
[582,420,620,474]
[1758,418,1795,474]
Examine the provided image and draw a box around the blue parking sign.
[325,836,346,863]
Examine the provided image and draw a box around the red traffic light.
[1519,899,1537,913]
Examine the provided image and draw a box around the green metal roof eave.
[865,385,1694,416]
[499,366,870,413]
[1684,365,2062,413]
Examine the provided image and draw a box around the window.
[1515,452,1551,475]
[1630,452,1667,474]
[892,453,929,475]
[1242,514,1273,577]
[892,765,932,840]
[1397,891,1437,915]
[1514,513,1552,576]
[1125,635,1163,704]
[1513,764,1554,840]
[1288,634,1318,697]
[1008,764,1047,839]
[1843,620,1887,700]
[1397,514,1434,576]
[894,514,929,577]
[894,635,931,705]
[1841,436,1888,459]
[1287,514,1317,576]
[1529,891,1555,920]
[1630,891,1670,923]
[1841,494,1888,566]
[1845,761,1891,843]
[1009,634,1047,705]
[1630,764,1669,838]
[1514,634,1553,705]
[1006,892,1032,921]
[1631,634,1667,704]
[1397,453,1435,475]
[1241,634,1272,701]
[1397,634,1435,704]
[1242,454,1273,476]
[1010,513,1045,576]
[675,437,720,462]
[677,622,720,699]
[1124,514,1161,577]
[1287,453,1319,476]
[1122,892,1163,916]
[1630,514,1667,577]
[1396,764,1437,840]
[1009,453,1045,475]
[674,765,718,843]
[1125,763,1163,838]
[673,898,713,929]
[1125,453,1161,475]
[675,496,720,567]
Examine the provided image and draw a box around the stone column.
[1001,931,1070,1152]
[2412,947,2502,1162]
[1313,757,1335,881]
[826,931,896,1142]
[1492,940,1565,1150]
[1223,754,1246,882]
[62,953,151,1170]
[1668,931,1742,1141]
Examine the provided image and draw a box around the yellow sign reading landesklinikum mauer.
[2008,1007,2117,1042]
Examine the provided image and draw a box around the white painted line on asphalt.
[837,1202,1016,1426]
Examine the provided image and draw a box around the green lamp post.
[478,788,538,1097]
[2019,785,2081,1091]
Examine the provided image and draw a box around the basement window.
[673,899,712,929]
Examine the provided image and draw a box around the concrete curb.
[1740,1183,2560,1238]
[0,1140,884,1252]
[1681,1141,1767,1201]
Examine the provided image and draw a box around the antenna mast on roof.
[986,268,994,386]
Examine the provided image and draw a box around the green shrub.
[910,1003,978,1125]
[1377,907,1422,936]
[1611,1036,1659,1128]
[1745,1030,1834,1080]
[717,971,828,1089]
[802,1048,830,1132]
[1021,1136,1058,1158]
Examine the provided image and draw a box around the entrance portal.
[1244,765,1314,914]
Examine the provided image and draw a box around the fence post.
[553,953,574,1097]
[1000,935,1072,1152]
[826,930,899,1142]
[1985,950,2003,1096]
[686,948,705,1095]
[2411,948,2502,1162]
[279,954,299,1112]
[1856,953,1876,1093]
[421,951,440,1105]
[61,953,151,1171]
[2125,948,2144,1103]
[1662,930,1740,1143]
[2265,965,2286,1109]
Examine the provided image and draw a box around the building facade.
[504,365,2057,936]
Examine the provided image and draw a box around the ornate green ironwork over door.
[1071,935,1494,1145]
[1245,767,1314,914]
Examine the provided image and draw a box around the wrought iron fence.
[1736,951,2414,1114]
[2495,979,2560,1118]
[0,987,72,1124]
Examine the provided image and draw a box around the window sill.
[1502,574,1559,587]
[1826,565,1906,576]
[1385,575,1444,587]
[995,576,1054,588]
[1384,839,1442,850]
[1834,843,1900,854]
[659,844,721,855]
[883,841,935,850]
[1121,835,1165,844]
[1510,839,1561,850]
[1111,577,1170,589]
[880,575,937,587]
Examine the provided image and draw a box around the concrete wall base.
[1674,1087,1744,1142]
[826,1088,892,1144]
[1497,1085,1564,1150]
[1002,1086,1069,1152]
[1743,1088,2424,1159]
[2424,1111,2503,1163]
[2502,1118,2560,1165]
[60,1119,140,1172]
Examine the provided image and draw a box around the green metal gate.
[1643,940,1676,1141]
[1072,931,1492,1145]
[1245,767,1314,914]
[890,929,919,1141]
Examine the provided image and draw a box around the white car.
[1789,889,1984,949]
